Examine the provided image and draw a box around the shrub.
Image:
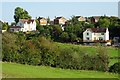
[109,62,120,73]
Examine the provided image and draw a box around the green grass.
[55,42,118,57]
[2,62,118,78]
[2,42,119,78]
[109,59,118,67]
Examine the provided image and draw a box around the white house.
[83,28,111,45]
[10,19,36,32]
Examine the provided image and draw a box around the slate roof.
[88,28,107,33]
[10,26,21,28]
[20,19,35,24]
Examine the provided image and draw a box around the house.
[90,16,101,23]
[10,19,36,32]
[54,17,67,25]
[9,26,21,32]
[38,17,47,25]
[49,21,54,25]
[75,16,86,21]
[113,37,120,47]
[83,28,111,45]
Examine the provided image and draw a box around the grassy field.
[2,62,118,78]
[2,42,119,78]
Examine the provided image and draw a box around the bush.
[109,62,120,73]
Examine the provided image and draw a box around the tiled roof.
[88,28,107,33]
[92,16,101,20]
[10,26,21,28]
[55,17,64,19]
[20,19,35,24]
[38,17,46,20]
[75,16,82,18]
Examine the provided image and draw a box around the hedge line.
[2,32,109,72]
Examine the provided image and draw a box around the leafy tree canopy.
[14,7,31,23]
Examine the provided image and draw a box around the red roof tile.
[20,19,35,24]
[88,28,107,33]
[10,26,21,28]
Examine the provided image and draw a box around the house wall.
[105,28,109,40]
[59,18,67,25]
[30,21,36,31]
[78,17,86,21]
[10,28,21,32]
[83,30,92,41]
[92,33,106,40]
[17,21,24,27]
[23,22,29,32]
[40,19,47,25]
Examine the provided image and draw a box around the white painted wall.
[83,29,92,41]
[10,28,21,32]
[105,28,109,40]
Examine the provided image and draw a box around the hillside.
[55,42,119,66]
[2,62,118,78]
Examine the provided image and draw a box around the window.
[99,37,103,40]
[87,33,89,35]
[101,33,104,35]
[11,29,14,32]
[20,23,22,26]
[94,37,96,40]
[86,37,89,40]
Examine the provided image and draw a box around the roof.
[87,28,107,33]
[92,16,101,20]
[55,17,66,20]
[10,26,21,28]
[19,19,35,24]
[75,16,82,18]
[38,17,46,20]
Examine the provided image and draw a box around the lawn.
[2,62,118,78]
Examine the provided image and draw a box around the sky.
[1,1,119,24]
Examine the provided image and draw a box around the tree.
[14,7,31,23]
[52,25,62,41]
[11,22,16,26]
[98,17,110,28]
[47,17,50,24]
[60,32,69,42]
[2,22,9,30]
[69,33,77,42]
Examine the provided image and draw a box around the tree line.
[2,32,110,72]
